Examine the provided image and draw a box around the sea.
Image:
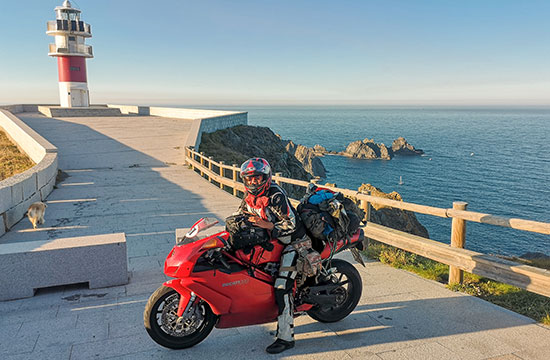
[189,105,550,257]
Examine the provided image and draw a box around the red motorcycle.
[143,217,366,349]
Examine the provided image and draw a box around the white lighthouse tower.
[46,0,93,107]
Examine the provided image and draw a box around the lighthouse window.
[69,36,76,41]
[70,67,80,72]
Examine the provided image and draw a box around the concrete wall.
[107,104,248,149]
[0,109,58,236]
[0,233,128,301]
[37,106,121,118]
[0,104,56,114]
[185,113,248,149]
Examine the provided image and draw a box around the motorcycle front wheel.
[307,259,363,323]
[144,285,217,349]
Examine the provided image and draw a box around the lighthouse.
[46,0,93,107]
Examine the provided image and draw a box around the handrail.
[184,146,550,297]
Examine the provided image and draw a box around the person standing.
[237,157,304,354]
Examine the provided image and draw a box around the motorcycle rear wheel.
[307,259,362,323]
[144,285,217,349]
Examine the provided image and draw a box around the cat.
[27,202,47,229]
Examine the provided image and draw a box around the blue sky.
[1,0,549,105]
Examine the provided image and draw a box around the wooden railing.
[185,147,550,297]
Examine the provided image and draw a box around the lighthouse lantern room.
[46,0,93,107]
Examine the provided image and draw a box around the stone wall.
[0,110,58,236]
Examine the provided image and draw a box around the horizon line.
[2,102,550,109]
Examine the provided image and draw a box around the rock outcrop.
[313,144,328,156]
[339,137,423,160]
[358,183,429,238]
[199,125,312,198]
[283,140,327,178]
[391,137,424,155]
[343,138,392,160]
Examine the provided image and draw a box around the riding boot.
[267,292,295,353]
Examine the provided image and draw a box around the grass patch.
[365,240,550,324]
[0,130,35,180]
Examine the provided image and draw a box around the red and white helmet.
[240,158,272,196]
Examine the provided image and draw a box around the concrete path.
[1,113,549,359]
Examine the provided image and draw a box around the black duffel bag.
[225,214,271,251]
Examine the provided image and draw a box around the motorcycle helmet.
[240,158,272,196]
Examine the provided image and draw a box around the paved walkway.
[1,113,549,359]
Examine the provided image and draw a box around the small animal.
[27,202,47,229]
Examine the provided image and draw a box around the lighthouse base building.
[57,57,90,107]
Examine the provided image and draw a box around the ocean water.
[190,105,550,257]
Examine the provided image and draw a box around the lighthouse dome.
[63,0,72,7]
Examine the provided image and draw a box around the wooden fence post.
[218,161,225,189]
[275,172,283,186]
[449,201,468,285]
[360,190,371,222]
[360,194,371,223]
[199,152,205,176]
[208,156,213,181]
[232,164,238,196]
[185,148,192,169]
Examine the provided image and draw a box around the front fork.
[164,279,195,318]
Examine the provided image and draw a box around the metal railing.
[185,146,550,297]
[48,43,93,57]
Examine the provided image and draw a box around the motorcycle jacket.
[238,182,303,244]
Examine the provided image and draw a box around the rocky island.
[314,136,424,160]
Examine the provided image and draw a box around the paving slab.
[0,112,549,359]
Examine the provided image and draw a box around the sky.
[0,0,549,106]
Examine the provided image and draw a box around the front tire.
[144,286,217,349]
[307,259,362,323]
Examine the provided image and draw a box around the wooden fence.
[185,147,550,297]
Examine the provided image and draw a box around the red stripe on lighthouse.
[58,56,87,83]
